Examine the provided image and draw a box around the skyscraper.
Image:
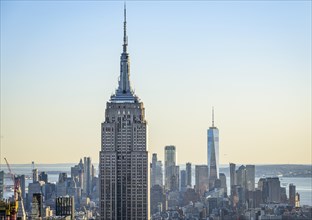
[236,165,246,189]
[151,153,163,187]
[180,170,187,191]
[219,173,227,194]
[186,162,192,188]
[151,153,157,187]
[207,108,219,189]
[246,165,255,191]
[263,177,281,203]
[155,160,163,187]
[195,165,209,196]
[71,159,84,189]
[38,172,48,183]
[99,5,149,219]
[289,184,296,206]
[165,145,178,191]
[229,163,236,188]
[32,169,38,183]
[83,157,92,196]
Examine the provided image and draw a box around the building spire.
[109,2,139,103]
[212,107,215,127]
[123,2,128,53]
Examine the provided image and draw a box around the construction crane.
[4,157,14,183]
[3,157,26,220]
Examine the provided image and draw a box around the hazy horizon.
[1,1,311,164]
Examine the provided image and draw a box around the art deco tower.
[207,108,219,189]
[99,6,149,220]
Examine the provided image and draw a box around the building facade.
[229,163,236,188]
[195,165,209,196]
[55,196,75,220]
[165,145,178,191]
[186,162,192,188]
[289,184,296,206]
[99,6,149,220]
[180,170,187,191]
[246,165,255,191]
[207,108,219,189]
[83,157,92,196]
[151,154,163,187]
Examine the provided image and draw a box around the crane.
[4,157,15,183]
[3,157,26,220]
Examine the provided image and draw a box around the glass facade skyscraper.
[207,108,219,189]
[165,145,178,191]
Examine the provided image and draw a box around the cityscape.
[1,1,311,220]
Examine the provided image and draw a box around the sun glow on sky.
[1,1,311,164]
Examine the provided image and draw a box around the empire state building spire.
[123,3,128,53]
[110,3,138,103]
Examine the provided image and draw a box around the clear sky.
[1,1,311,165]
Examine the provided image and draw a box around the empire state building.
[99,6,149,220]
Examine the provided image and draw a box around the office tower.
[155,160,163,187]
[45,182,56,204]
[262,177,281,203]
[174,166,180,191]
[165,145,178,191]
[83,157,92,196]
[219,173,227,194]
[32,169,38,183]
[151,153,158,187]
[27,181,45,211]
[180,170,187,191]
[92,165,95,178]
[57,173,68,197]
[229,163,236,188]
[186,162,192,188]
[39,172,48,183]
[280,187,287,203]
[71,159,84,189]
[0,171,4,199]
[195,165,209,196]
[31,193,43,219]
[59,173,67,183]
[207,108,219,189]
[246,165,255,191]
[289,184,296,206]
[16,175,26,201]
[56,196,75,220]
[150,185,166,215]
[67,178,80,207]
[99,6,149,219]
[151,154,163,187]
[236,165,246,189]
[257,178,265,191]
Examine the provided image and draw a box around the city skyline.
[1,1,311,164]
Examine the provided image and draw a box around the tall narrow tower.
[207,107,219,189]
[99,5,149,219]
